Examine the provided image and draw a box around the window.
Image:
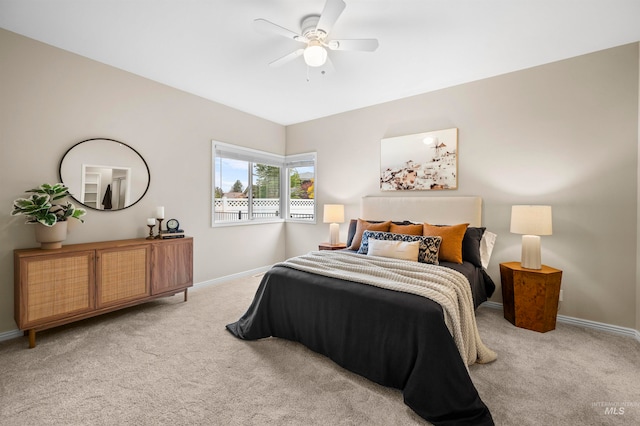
[286,153,316,222]
[212,141,315,226]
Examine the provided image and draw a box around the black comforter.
[226,264,494,425]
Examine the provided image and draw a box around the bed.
[226,197,497,425]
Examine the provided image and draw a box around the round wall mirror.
[59,138,150,211]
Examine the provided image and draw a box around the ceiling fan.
[253,0,379,71]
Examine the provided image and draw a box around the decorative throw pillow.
[346,219,412,247]
[389,222,424,236]
[423,223,469,264]
[347,219,391,251]
[461,227,486,268]
[367,239,420,262]
[358,230,442,264]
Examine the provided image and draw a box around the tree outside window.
[212,141,315,225]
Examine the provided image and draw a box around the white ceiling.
[1,0,640,125]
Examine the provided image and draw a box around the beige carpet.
[0,275,638,425]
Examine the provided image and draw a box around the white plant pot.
[34,221,68,249]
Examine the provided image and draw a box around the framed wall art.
[380,128,458,191]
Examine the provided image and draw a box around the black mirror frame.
[58,138,151,211]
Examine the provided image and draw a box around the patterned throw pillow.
[357,231,442,264]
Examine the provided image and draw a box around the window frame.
[285,152,317,224]
[212,141,316,227]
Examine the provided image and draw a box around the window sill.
[212,218,285,228]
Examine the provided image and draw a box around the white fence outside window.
[214,198,314,221]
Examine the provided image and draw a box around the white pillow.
[480,231,497,269]
[367,238,420,262]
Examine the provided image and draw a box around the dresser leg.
[28,329,36,348]
[184,288,188,302]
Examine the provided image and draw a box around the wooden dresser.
[14,237,193,348]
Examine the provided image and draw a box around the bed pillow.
[367,239,420,262]
[346,219,412,247]
[358,230,442,264]
[423,223,469,264]
[480,231,497,269]
[347,219,392,251]
[461,227,486,268]
[389,222,424,236]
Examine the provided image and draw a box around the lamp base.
[521,235,542,269]
[329,223,340,245]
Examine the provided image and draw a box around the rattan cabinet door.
[96,245,150,308]
[151,239,193,295]
[16,250,95,328]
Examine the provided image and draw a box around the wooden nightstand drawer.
[500,262,563,333]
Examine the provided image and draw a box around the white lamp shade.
[511,205,552,269]
[510,205,552,236]
[323,204,345,224]
[324,204,344,245]
[303,41,328,67]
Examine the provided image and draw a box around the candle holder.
[155,218,164,238]
[146,224,155,240]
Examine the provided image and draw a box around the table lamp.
[510,205,552,269]
[323,204,344,245]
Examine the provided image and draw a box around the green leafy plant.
[11,183,87,226]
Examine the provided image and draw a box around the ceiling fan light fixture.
[255,0,378,73]
[303,40,327,67]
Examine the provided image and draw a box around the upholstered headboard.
[361,196,482,227]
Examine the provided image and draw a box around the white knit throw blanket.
[277,250,497,366]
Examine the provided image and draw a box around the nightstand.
[318,242,346,251]
[499,262,563,333]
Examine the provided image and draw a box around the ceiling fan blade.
[269,49,305,67]
[253,19,307,42]
[316,0,346,35]
[327,39,379,52]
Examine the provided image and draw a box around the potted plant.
[11,183,87,249]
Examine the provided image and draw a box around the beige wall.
[0,29,286,334]
[1,28,639,335]
[287,43,640,329]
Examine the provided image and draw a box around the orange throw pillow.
[348,219,392,251]
[423,223,469,263]
[390,223,424,236]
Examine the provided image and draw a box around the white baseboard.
[3,281,638,344]
[0,328,23,343]
[192,265,271,290]
[482,301,640,343]
[0,265,273,344]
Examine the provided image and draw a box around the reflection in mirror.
[59,138,150,211]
